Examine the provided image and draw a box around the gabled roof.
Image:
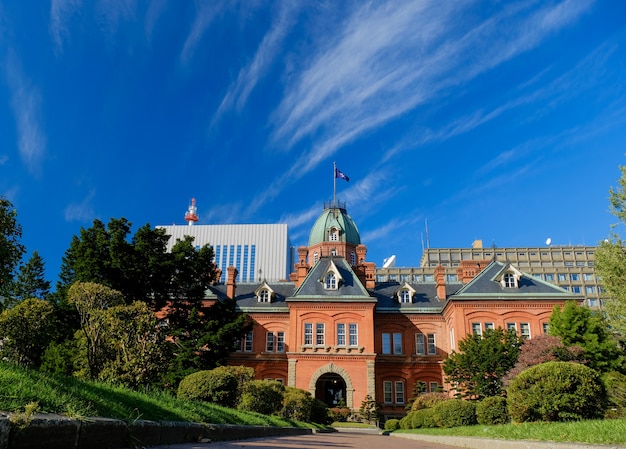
[290,256,373,301]
[451,260,581,300]
[372,282,460,313]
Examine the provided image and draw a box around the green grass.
[0,362,307,427]
[331,421,377,428]
[395,418,626,445]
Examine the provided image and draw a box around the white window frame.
[395,381,405,404]
[349,323,358,347]
[383,381,393,403]
[416,333,425,355]
[266,332,275,352]
[337,323,346,346]
[304,323,313,346]
[276,331,285,352]
[316,323,325,346]
[399,289,411,303]
[427,333,436,355]
[520,323,531,339]
[325,273,337,290]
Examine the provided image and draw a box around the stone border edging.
[0,414,312,449]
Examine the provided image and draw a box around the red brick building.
[209,203,579,418]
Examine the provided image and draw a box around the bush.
[177,366,254,408]
[329,406,351,422]
[413,408,437,428]
[507,361,607,422]
[602,371,626,419]
[399,414,413,429]
[238,380,285,415]
[432,399,477,428]
[411,392,450,411]
[310,397,332,424]
[476,396,509,425]
[384,418,400,431]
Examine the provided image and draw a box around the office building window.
[395,381,405,404]
[570,273,580,281]
[413,274,422,282]
[585,285,596,294]
[266,332,275,352]
[241,331,253,352]
[376,275,386,282]
[276,331,285,352]
[351,251,356,265]
[520,323,531,339]
[382,333,403,354]
[242,245,249,282]
[349,323,358,346]
[558,273,567,282]
[337,323,346,346]
[583,273,594,281]
[316,323,325,346]
[571,286,581,293]
[588,298,598,307]
[249,245,256,282]
[545,273,555,281]
[485,323,495,331]
[427,333,436,355]
[383,381,393,403]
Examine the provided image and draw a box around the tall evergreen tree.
[0,198,26,308]
[443,328,522,399]
[12,251,51,301]
[549,300,625,373]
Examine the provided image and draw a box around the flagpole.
[333,161,337,207]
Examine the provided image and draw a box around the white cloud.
[180,1,225,65]
[49,0,81,53]
[212,3,297,125]
[64,190,96,222]
[5,52,46,177]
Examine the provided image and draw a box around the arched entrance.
[315,373,347,407]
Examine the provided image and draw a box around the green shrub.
[603,371,626,419]
[177,366,254,408]
[384,418,400,431]
[432,399,477,428]
[476,396,509,425]
[411,392,450,411]
[281,386,326,422]
[399,413,413,429]
[413,407,437,428]
[238,380,285,415]
[507,361,607,422]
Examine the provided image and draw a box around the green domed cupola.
[308,201,361,247]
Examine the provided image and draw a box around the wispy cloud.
[49,0,81,53]
[248,0,594,213]
[180,1,226,65]
[212,3,297,125]
[64,190,96,222]
[5,52,46,177]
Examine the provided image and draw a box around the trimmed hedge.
[411,392,450,411]
[384,418,400,431]
[432,399,477,428]
[177,366,254,408]
[238,379,285,415]
[476,396,509,425]
[507,361,607,422]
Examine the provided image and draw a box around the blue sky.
[1,0,626,285]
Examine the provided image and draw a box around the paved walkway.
[149,428,625,449]
[152,429,461,449]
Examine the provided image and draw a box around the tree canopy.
[443,328,522,399]
[549,300,625,373]
[0,198,26,304]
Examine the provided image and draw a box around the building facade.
[159,223,292,283]
[377,240,603,309]
[207,203,580,418]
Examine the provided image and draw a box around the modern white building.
[158,222,292,284]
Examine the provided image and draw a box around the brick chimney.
[226,266,238,299]
[457,259,490,283]
[435,265,446,300]
[292,246,310,289]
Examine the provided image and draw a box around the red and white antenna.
[184,198,199,226]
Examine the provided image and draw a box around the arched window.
[258,290,270,302]
[504,273,516,288]
[325,273,337,290]
[330,228,339,241]
[399,290,411,303]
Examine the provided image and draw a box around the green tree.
[0,198,26,307]
[443,328,522,399]
[11,251,51,302]
[0,298,56,367]
[67,281,125,379]
[549,300,625,373]
[359,394,379,423]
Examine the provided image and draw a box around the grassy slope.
[395,418,626,446]
[0,362,305,427]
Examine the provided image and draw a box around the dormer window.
[254,282,275,303]
[325,273,337,289]
[504,273,516,288]
[395,282,416,304]
[350,251,356,266]
[320,259,343,290]
[329,228,339,241]
[496,265,522,289]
